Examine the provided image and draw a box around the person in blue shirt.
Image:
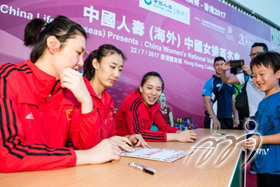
[245,51,280,187]
[202,56,239,129]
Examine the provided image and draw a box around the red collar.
[26,60,60,102]
[84,78,113,108]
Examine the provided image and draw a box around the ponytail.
[83,50,98,81]
[23,15,87,63]
[24,18,46,46]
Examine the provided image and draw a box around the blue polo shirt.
[202,75,235,119]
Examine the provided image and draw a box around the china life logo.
[139,0,190,25]
[144,0,152,5]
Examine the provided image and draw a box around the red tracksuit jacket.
[0,60,95,172]
[115,91,178,142]
[69,79,117,149]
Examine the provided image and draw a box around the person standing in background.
[202,57,239,129]
[221,43,267,122]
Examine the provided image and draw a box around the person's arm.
[60,68,93,114]
[166,130,196,142]
[232,95,239,128]
[69,107,103,150]
[0,95,120,172]
[242,65,252,76]
[221,60,240,85]
[70,93,133,152]
[0,96,77,172]
[261,134,280,144]
[202,79,221,130]
[70,108,134,153]
[245,133,280,151]
[245,106,280,150]
[204,96,220,130]
[61,69,104,150]
[104,100,135,151]
[75,139,121,165]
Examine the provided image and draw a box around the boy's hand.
[245,135,260,151]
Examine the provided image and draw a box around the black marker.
[126,142,132,147]
[129,162,156,175]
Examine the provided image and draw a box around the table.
[0,129,245,187]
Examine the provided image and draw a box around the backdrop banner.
[1,0,278,127]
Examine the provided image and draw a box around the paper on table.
[121,147,191,163]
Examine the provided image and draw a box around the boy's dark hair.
[141,71,165,91]
[250,51,280,73]
[24,15,87,63]
[83,44,126,81]
[214,56,226,65]
[251,43,268,52]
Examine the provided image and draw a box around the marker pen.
[129,162,156,175]
[126,142,132,147]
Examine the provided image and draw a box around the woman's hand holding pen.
[109,136,134,152]
[128,134,151,149]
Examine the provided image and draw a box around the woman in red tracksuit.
[0,16,121,172]
[73,44,150,150]
[115,71,197,142]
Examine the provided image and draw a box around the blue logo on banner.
[144,0,152,5]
